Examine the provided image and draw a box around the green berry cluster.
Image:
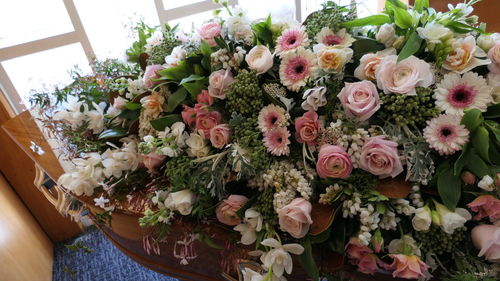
[226,70,264,117]
[148,30,180,65]
[414,225,467,255]
[232,116,271,171]
[304,2,356,41]
[379,87,440,127]
[165,155,194,190]
[254,187,277,225]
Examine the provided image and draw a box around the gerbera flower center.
[323,34,342,46]
[285,57,310,82]
[447,83,477,108]
[438,125,456,142]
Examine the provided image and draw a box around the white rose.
[301,86,327,111]
[412,206,432,231]
[434,201,471,234]
[478,175,495,191]
[165,190,195,215]
[170,122,186,137]
[245,45,274,74]
[164,46,187,67]
[376,24,396,48]
[417,22,450,44]
[186,132,209,157]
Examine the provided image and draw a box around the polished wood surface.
[1,111,81,242]
[0,174,53,281]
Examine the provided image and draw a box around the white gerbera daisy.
[315,27,355,47]
[279,47,318,92]
[423,114,469,155]
[434,72,493,115]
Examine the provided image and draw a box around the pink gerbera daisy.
[279,47,318,92]
[263,127,291,156]
[434,72,493,115]
[423,114,469,155]
[275,27,309,56]
[257,104,289,133]
[315,27,355,47]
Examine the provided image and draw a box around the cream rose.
[376,24,396,48]
[245,45,274,74]
[443,35,490,73]
[185,132,210,157]
[210,124,232,149]
[278,198,313,238]
[165,190,196,215]
[488,43,500,74]
[412,206,432,232]
[375,55,434,96]
[354,48,396,81]
[314,44,353,73]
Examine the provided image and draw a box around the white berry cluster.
[358,204,381,245]
[210,46,246,70]
[409,185,425,208]
[319,183,342,205]
[379,210,399,231]
[392,198,416,216]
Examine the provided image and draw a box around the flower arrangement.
[31,0,500,280]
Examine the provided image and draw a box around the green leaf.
[98,128,128,140]
[214,36,229,51]
[466,152,489,178]
[387,0,407,9]
[392,6,413,29]
[446,20,487,34]
[328,217,345,254]
[182,77,208,99]
[118,108,140,120]
[461,109,483,132]
[484,121,500,143]
[437,168,462,211]
[341,14,391,28]
[397,31,423,62]
[179,74,205,85]
[454,144,471,176]
[125,102,142,111]
[166,88,187,112]
[310,227,331,244]
[158,61,192,82]
[298,238,319,281]
[149,114,182,131]
[472,126,490,162]
[414,0,429,12]
[200,41,212,56]
[198,234,222,250]
[350,37,385,67]
[484,103,500,119]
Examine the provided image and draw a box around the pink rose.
[195,110,221,139]
[375,55,433,96]
[467,195,500,221]
[216,195,248,226]
[197,89,213,105]
[278,198,313,238]
[316,145,353,179]
[488,43,500,74]
[337,80,381,121]
[295,111,321,145]
[210,124,232,149]
[357,253,386,275]
[345,237,372,261]
[388,254,429,279]
[143,65,164,88]
[471,224,500,262]
[181,105,196,127]
[354,48,396,81]
[462,171,476,185]
[142,152,166,174]
[199,22,223,47]
[208,69,234,99]
[359,136,403,178]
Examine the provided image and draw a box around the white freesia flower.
[186,132,210,157]
[101,139,140,178]
[417,22,450,44]
[448,2,473,16]
[164,46,187,67]
[388,235,421,256]
[478,175,494,191]
[376,24,396,48]
[58,153,103,196]
[259,238,304,277]
[301,86,327,111]
[412,206,432,231]
[234,208,263,245]
[53,99,85,129]
[242,268,264,281]
[86,102,105,133]
[127,77,147,98]
[151,190,169,208]
[434,201,471,234]
[165,190,196,215]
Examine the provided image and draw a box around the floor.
[52,227,178,281]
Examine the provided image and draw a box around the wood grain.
[0,174,53,281]
[1,111,81,242]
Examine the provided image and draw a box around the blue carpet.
[53,227,178,281]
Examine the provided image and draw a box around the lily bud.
[431,210,442,226]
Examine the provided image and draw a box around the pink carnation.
[359,136,403,178]
[199,22,223,47]
[143,65,164,89]
[316,145,352,179]
[295,111,321,145]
